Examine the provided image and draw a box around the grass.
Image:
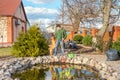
[0,47,12,57]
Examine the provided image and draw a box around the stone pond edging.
[0,54,120,80]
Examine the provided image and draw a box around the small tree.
[82,35,92,46]
[12,25,49,57]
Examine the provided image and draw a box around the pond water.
[12,64,102,80]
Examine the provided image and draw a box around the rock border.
[0,54,120,80]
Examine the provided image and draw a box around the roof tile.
[0,0,21,16]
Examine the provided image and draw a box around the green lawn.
[0,47,12,57]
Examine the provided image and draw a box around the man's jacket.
[55,28,67,40]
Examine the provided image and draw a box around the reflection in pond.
[12,64,102,80]
[12,68,48,80]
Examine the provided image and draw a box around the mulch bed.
[66,44,104,55]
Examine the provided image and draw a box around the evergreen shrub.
[82,35,92,46]
[73,35,83,44]
[12,25,49,57]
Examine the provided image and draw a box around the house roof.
[0,0,28,22]
[46,24,73,32]
[61,24,73,31]
[0,0,21,16]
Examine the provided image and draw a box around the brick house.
[0,0,28,47]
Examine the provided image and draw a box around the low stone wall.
[0,54,120,80]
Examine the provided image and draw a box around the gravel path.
[79,54,120,74]
[70,44,120,74]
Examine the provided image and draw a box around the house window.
[22,27,24,32]
[80,30,82,34]
[15,19,21,26]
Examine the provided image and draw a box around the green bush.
[73,35,83,44]
[96,40,103,52]
[112,37,120,55]
[12,25,49,57]
[82,35,92,46]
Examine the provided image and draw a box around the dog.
[49,34,56,56]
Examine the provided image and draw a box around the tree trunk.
[72,19,80,33]
[96,0,112,52]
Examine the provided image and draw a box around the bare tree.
[60,0,120,52]
[96,0,120,37]
[63,0,100,33]
[95,0,120,52]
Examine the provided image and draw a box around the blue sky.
[22,0,61,27]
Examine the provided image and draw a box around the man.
[54,24,67,56]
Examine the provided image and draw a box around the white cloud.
[25,6,58,14]
[26,0,55,4]
[24,6,59,28]
[29,18,54,28]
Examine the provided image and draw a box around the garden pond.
[12,64,103,80]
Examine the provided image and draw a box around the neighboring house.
[46,24,56,33]
[46,24,73,33]
[46,24,74,42]
[61,24,73,32]
[0,0,28,47]
[47,23,120,42]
